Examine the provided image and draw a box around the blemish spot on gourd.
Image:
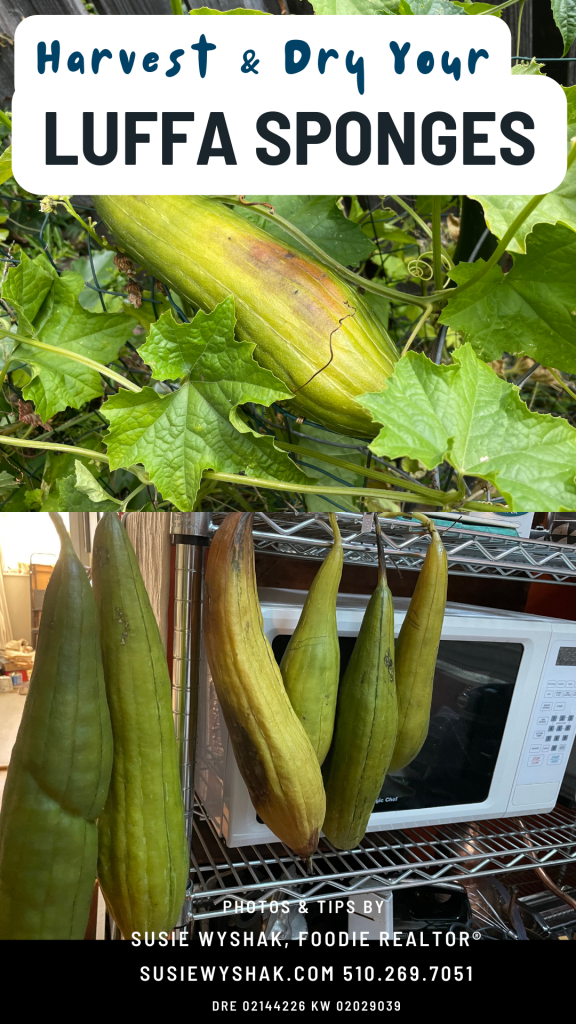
[115,608,130,646]
[226,719,269,806]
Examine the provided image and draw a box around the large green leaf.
[358,345,576,512]
[552,0,576,55]
[0,147,13,187]
[439,222,576,372]
[2,253,136,421]
[453,1,501,13]
[309,0,398,13]
[472,86,576,254]
[511,59,545,75]
[104,298,309,511]
[400,0,465,12]
[240,196,374,267]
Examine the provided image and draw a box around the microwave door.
[271,635,524,815]
[377,640,524,813]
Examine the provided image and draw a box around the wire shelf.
[210,511,576,587]
[188,801,576,921]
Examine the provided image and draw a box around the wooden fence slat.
[0,0,86,36]
[93,1,173,13]
[187,0,269,11]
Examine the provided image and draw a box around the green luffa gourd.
[322,519,397,850]
[281,514,343,765]
[92,512,188,938]
[0,513,112,940]
[93,194,398,438]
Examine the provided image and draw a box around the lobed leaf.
[439,222,576,373]
[472,86,576,253]
[358,344,576,512]
[2,252,136,420]
[105,299,309,511]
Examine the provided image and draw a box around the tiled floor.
[0,691,26,808]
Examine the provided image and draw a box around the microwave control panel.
[516,640,576,787]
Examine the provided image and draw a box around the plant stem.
[0,421,29,436]
[462,499,510,511]
[0,110,11,132]
[546,367,576,402]
[60,198,112,250]
[209,196,431,309]
[170,0,184,10]
[401,305,434,357]
[431,196,443,292]
[0,436,110,460]
[120,482,147,510]
[479,0,522,13]
[389,195,432,238]
[515,0,525,60]
[202,470,445,505]
[0,327,141,393]
[275,438,455,502]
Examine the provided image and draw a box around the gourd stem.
[48,511,73,548]
[410,510,437,536]
[374,513,387,585]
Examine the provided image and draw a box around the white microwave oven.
[195,588,576,849]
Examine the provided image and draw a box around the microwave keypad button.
[559,744,567,751]
[542,702,553,710]
[552,716,558,721]
[538,717,549,724]
[551,745,558,751]
[548,754,563,765]
[542,745,551,751]
[556,726,563,732]
[556,690,564,696]
[565,726,571,732]
[559,715,566,721]
[563,691,572,696]
[528,755,544,766]
[569,715,574,721]
[533,731,545,739]
[530,745,542,752]
[554,702,566,710]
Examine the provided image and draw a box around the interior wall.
[3,575,31,644]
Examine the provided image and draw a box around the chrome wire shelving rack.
[188,801,576,922]
[210,511,576,587]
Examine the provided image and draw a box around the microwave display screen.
[556,647,576,666]
[271,636,524,813]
